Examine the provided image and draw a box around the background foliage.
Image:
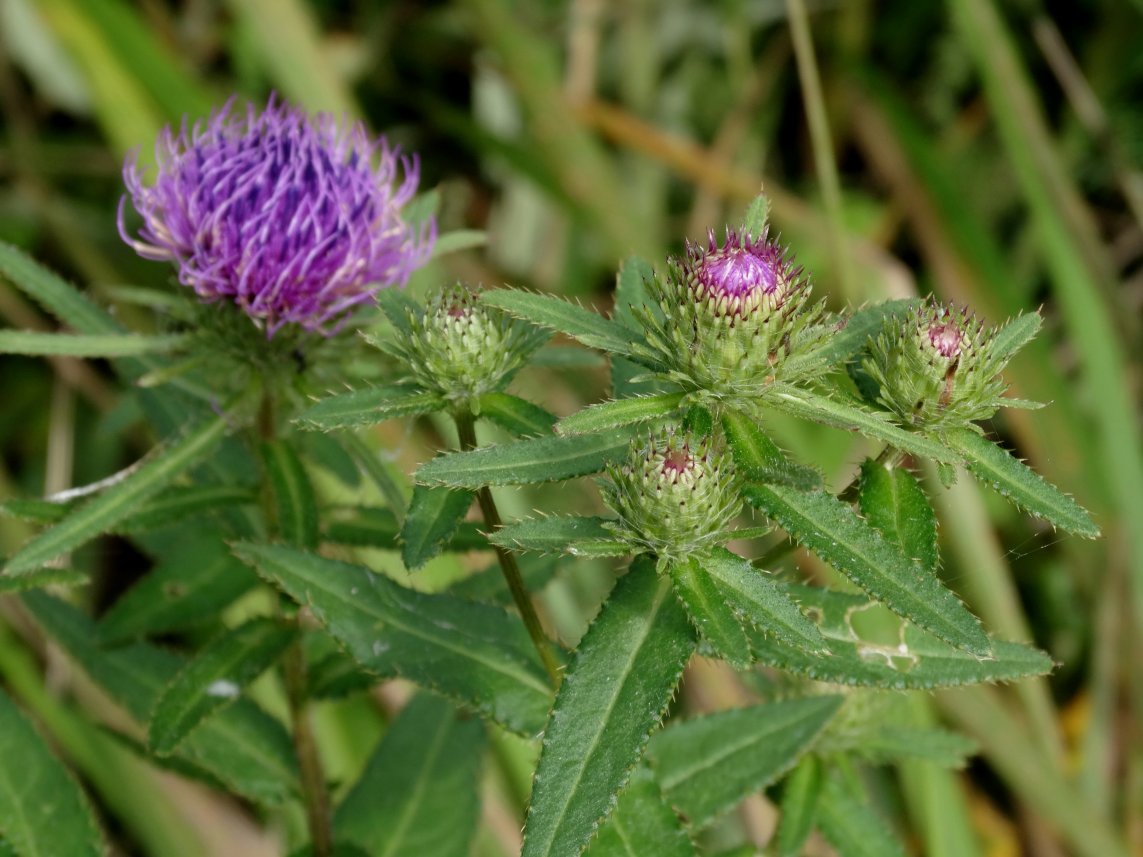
[0,0,1141,854]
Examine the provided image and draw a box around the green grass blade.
[776,756,823,857]
[522,561,695,857]
[0,330,190,357]
[817,773,908,857]
[294,386,444,431]
[0,242,122,334]
[556,393,685,436]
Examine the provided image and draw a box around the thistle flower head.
[602,431,741,560]
[118,94,435,337]
[686,229,795,317]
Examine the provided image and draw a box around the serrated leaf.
[294,386,443,431]
[668,556,753,668]
[489,516,629,557]
[944,427,1099,537]
[0,330,189,357]
[816,773,908,857]
[478,392,558,437]
[743,483,990,655]
[858,460,939,572]
[749,585,1053,689]
[148,618,296,756]
[742,193,771,239]
[784,300,919,376]
[115,485,257,534]
[583,767,696,857]
[0,567,87,593]
[374,288,422,337]
[23,592,299,805]
[335,694,484,857]
[613,255,658,330]
[482,290,643,357]
[97,534,258,643]
[0,242,121,334]
[648,696,842,830]
[0,688,105,857]
[233,543,553,736]
[415,428,635,488]
[522,561,695,857]
[3,415,232,575]
[699,547,825,652]
[722,409,823,491]
[986,311,1041,368]
[401,486,475,570]
[776,755,822,857]
[766,386,959,464]
[556,393,685,436]
[261,440,319,548]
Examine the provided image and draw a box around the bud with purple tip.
[119,95,435,338]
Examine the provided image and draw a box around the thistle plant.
[0,94,1101,857]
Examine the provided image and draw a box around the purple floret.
[119,94,435,336]
[684,229,795,316]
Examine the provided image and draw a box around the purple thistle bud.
[118,95,435,337]
[685,229,795,316]
[927,322,963,360]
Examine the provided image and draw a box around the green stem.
[454,410,562,687]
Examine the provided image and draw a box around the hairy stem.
[455,410,563,687]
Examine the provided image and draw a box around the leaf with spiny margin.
[749,584,1052,688]
[522,561,695,857]
[722,409,823,490]
[647,696,843,830]
[374,286,422,336]
[821,726,976,768]
[0,330,190,357]
[323,506,487,553]
[858,460,939,572]
[583,767,696,857]
[765,386,959,464]
[294,386,444,431]
[556,393,685,436]
[261,440,319,548]
[3,414,231,575]
[944,427,1099,537]
[488,515,629,558]
[614,255,658,328]
[742,193,771,239]
[416,427,637,488]
[116,484,257,534]
[985,310,1041,370]
[148,618,296,756]
[0,567,87,593]
[401,485,476,570]
[334,694,484,857]
[668,556,753,668]
[0,688,105,857]
[97,534,258,643]
[699,547,825,652]
[816,773,908,857]
[783,300,919,378]
[0,242,122,334]
[478,392,558,437]
[776,755,822,857]
[232,543,553,736]
[743,483,989,655]
[482,290,644,357]
[23,592,299,805]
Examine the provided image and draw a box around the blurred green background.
[1,1,1141,855]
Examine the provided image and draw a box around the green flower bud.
[602,431,742,561]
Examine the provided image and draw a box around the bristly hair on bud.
[600,430,742,562]
[628,218,832,400]
[862,300,1041,430]
[376,284,549,410]
[118,94,436,337]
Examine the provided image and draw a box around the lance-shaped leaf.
[668,556,753,668]
[699,547,825,652]
[0,330,191,357]
[820,725,976,768]
[323,506,487,553]
[0,242,122,334]
[0,688,105,857]
[944,427,1099,537]
[783,299,919,376]
[401,485,476,570]
[858,460,939,572]
[749,585,1052,689]
[816,774,908,857]
[261,440,319,548]
[986,311,1042,369]
[335,694,484,857]
[477,392,558,437]
[766,386,959,464]
[416,428,636,488]
[583,767,696,857]
[743,483,989,656]
[3,414,231,575]
[776,755,823,857]
[115,485,257,534]
[489,515,629,558]
[294,386,444,431]
[722,409,823,491]
[0,567,87,593]
[233,543,553,736]
[647,696,842,830]
[23,592,299,806]
[522,561,695,857]
[148,618,296,756]
[556,393,685,436]
[482,289,643,357]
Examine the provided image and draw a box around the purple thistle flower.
[684,229,797,317]
[118,95,435,337]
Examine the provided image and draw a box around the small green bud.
[602,430,741,561]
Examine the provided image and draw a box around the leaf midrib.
[378,711,452,857]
